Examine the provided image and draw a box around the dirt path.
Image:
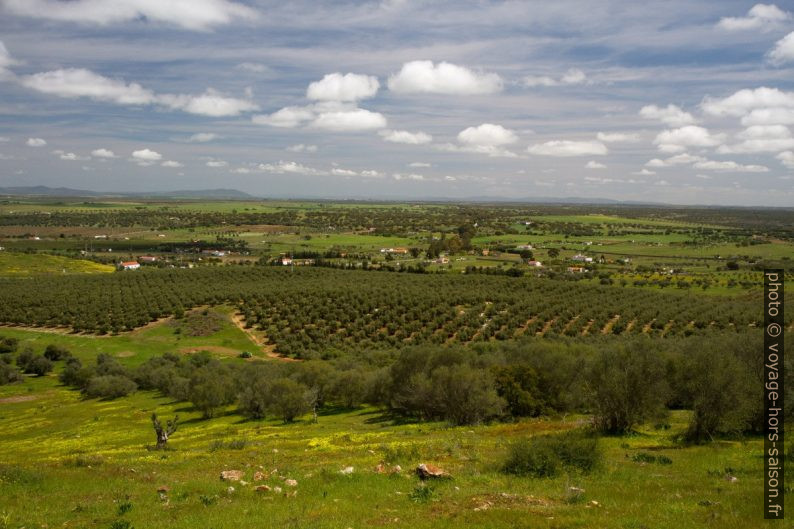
[229,313,299,362]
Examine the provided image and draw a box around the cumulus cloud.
[596,131,640,143]
[0,40,19,77]
[522,68,589,87]
[645,153,705,167]
[186,132,219,143]
[26,138,46,147]
[21,68,258,117]
[331,168,358,176]
[776,150,794,168]
[131,148,162,165]
[236,62,271,74]
[254,103,386,131]
[22,68,155,105]
[54,150,86,161]
[458,123,517,146]
[585,160,607,169]
[653,126,726,153]
[702,87,794,117]
[639,104,697,126]
[692,159,769,172]
[1,0,258,31]
[717,4,789,31]
[310,108,386,131]
[91,148,115,158]
[306,73,379,102]
[379,129,433,144]
[206,159,228,167]
[718,124,794,153]
[286,144,318,153]
[161,160,183,168]
[741,107,794,126]
[408,162,431,168]
[769,31,794,65]
[360,169,384,178]
[258,161,326,175]
[253,106,315,128]
[528,140,608,157]
[388,60,502,95]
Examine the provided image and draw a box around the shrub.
[267,378,311,422]
[501,430,601,478]
[84,375,138,399]
[59,357,94,389]
[44,344,71,361]
[23,355,53,376]
[0,359,22,385]
[588,346,669,434]
[0,336,18,354]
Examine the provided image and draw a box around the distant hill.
[0,186,255,200]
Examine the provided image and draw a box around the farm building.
[139,256,158,263]
[525,260,543,267]
[120,261,140,270]
[572,254,593,263]
[567,266,585,273]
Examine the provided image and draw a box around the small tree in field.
[151,413,178,450]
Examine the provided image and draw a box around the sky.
[0,1,793,206]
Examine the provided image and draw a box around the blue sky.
[0,0,793,205]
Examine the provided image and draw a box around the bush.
[44,344,71,361]
[588,346,669,433]
[84,375,138,399]
[267,378,311,422]
[501,430,601,478]
[0,336,18,354]
[20,354,53,376]
[0,358,23,385]
[59,357,94,389]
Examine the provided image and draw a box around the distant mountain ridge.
[0,186,255,199]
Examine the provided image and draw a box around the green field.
[0,251,114,276]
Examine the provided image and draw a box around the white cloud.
[639,104,697,127]
[702,87,794,117]
[286,144,318,153]
[769,31,794,65]
[634,168,656,175]
[258,161,326,175]
[1,0,258,31]
[160,90,258,117]
[331,168,358,176]
[360,169,383,178]
[653,126,726,153]
[645,153,705,167]
[22,68,258,116]
[392,173,424,181]
[26,138,46,147]
[22,68,154,105]
[186,132,219,143]
[718,124,794,153]
[408,162,431,168]
[388,60,502,95]
[206,159,228,167]
[528,140,608,157]
[131,148,162,165]
[0,136,9,142]
[56,151,85,161]
[253,106,315,128]
[692,160,769,172]
[310,108,387,131]
[523,68,589,87]
[379,129,433,144]
[0,40,19,76]
[776,151,794,168]
[161,160,183,168]
[306,73,379,102]
[596,132,641,143]
[458,123,517,146]
[91,148,115,158]
[741,107,794,126]
[718,4,789,31]
[585,160,607,169]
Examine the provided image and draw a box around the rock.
[220,470,244,482]
[273,486,282,493]
[285,479,298,487]
[255,485,271,493]
[226,486,235,494]
[240,480,249,486]
[339,466,354,475]
[374,463,387,474]
[157,485,170,493]
[253,471,266,482]
[725,475,738,483]
[392,465,402,474]
[568,486,585,494]
[589,500,600,507]
[416,463,450,480]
